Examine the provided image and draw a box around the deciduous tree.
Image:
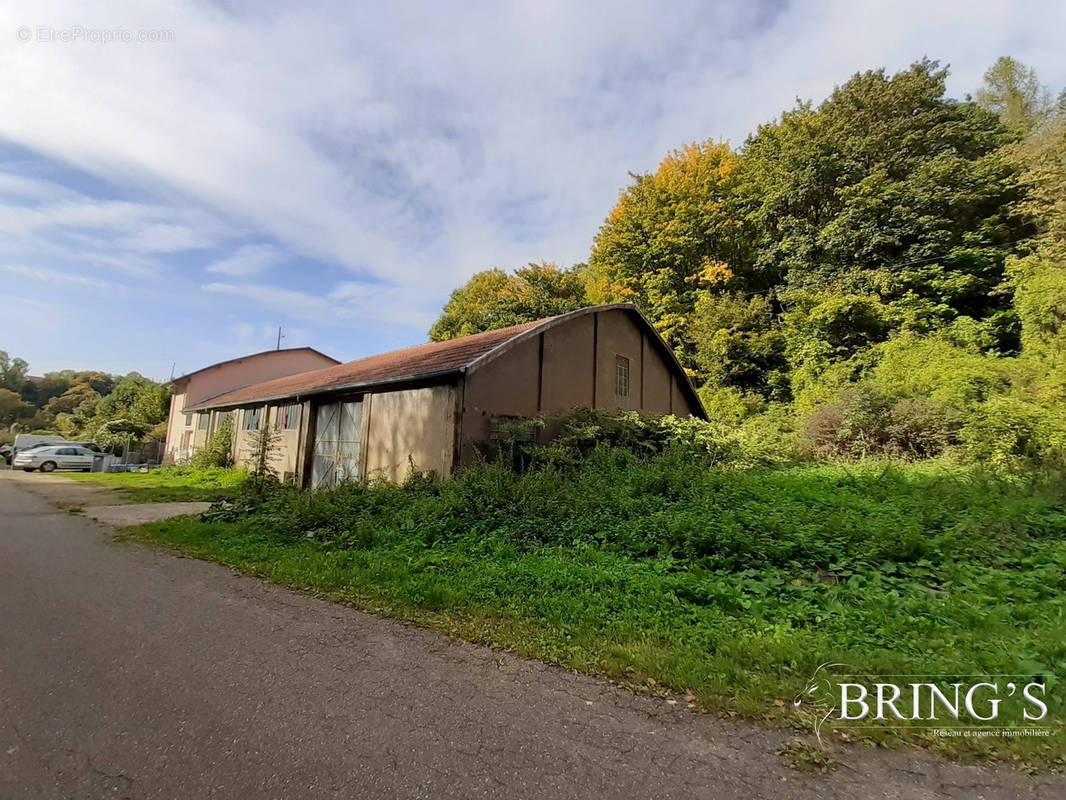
[0,388,34,426]
[977,56,1054,133]
[44,383,100,416]
[429,262,588,341]
[586,140,750,361]
[691,292,788,400]
[1014,116,1066,257]
[739,60,1025,346]
[0,351,29,391]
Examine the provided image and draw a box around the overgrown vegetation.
[430,57,1066,468]
[490,408,795,471]
[0,354,170,452]
[246,422,283,486]
[134,451,1066,767]
[17,54,1066,772]
[65,466,247,503]
[190,416,234,469]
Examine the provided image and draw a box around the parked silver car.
[13,445,97,473]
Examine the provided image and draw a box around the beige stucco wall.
[164,404,217,464]
[541,312,595,412]
[642,346,671,414]
[362,385,458,482]
[163,385,191,464]
[228,407,296,482]
[267,404,303,480]
[164,349,334,465]
[594,310,642,412]
[232,407,260,469]
[182,350,336,407]
[460,308,699,463]
[232,405,302,480]
[192,413,210,450]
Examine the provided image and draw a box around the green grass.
[64,466,248,503]
[123,452,1066,768]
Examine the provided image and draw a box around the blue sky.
[1,0,1063,380]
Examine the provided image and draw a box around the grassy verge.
[124,453,1066,768]
[64,466,248,503]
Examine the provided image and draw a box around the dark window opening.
[277,403,301,431]
[242,407,262,430]
[615,355,630,398]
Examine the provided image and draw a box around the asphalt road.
[0,473,1061,799]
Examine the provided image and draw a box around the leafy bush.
[191,417,233,469]
[887,397,961,458]
[169,456,1066,767]
[802,383,959,460]
[868,335,1011,409]
[960,394,1066,468]
[164,457,1066,767]
[207,453,1066,576]
[696,385,766,424]
[505,408,796,470]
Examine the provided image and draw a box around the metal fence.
[116,439,165,465]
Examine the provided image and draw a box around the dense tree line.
[431,58,1066,465]
[0,353,169,450]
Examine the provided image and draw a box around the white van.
[12,434,69,457]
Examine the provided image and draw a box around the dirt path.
[1,468,211,523]
[0,473,1061,798]
[3,466,123,508]
[79,501,213,526]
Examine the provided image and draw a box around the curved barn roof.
[169,347,339,385]
[187,304,705,418]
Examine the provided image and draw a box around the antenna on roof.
[276,327,284,351]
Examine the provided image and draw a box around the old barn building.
[163,347,339,464]
[182,304,704,486]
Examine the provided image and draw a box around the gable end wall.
[459,309,698,465]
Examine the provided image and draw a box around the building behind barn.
[174,304,704,486]
[163,347,339,464]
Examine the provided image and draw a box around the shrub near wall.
[191,418,233,468]
[498,408,798,471]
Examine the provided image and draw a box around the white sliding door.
[310,400,363,489]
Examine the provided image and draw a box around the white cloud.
[0,263,120,290]
[0,0,1064,370]
[0,175,235,279]
[0,172,77,202]
[205,244,284,277]
[117,222,204,253]
[203,282,341,320]
[203,279,436,331]
[4,2,1062,296]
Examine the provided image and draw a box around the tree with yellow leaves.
[429,262,589,341]
[585,140,752,365]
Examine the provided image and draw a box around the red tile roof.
[187,318,547,410]
[186,304,706,419]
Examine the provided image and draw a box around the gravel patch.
[82,502,212,526]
